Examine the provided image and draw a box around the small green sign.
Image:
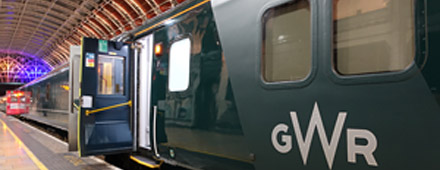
[98,40,108,53]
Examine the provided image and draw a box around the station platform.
[0,112,120,170]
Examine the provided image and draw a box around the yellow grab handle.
[73,103,80,110]
[85,100,132,116]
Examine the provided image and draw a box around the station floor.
[0,112,120,170]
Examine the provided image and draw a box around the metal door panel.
[78,37,133,156]
[68,45,80,151]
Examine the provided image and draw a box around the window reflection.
[263,0,311,82]
[334,0,415,75]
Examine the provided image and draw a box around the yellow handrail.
[73,103,80,110]
[85,100,132,116]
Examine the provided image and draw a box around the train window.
[333,0,415,75]
[169,38,191,92]
[262,0,311,82]
[10,96,17,102]
[98,55,125,95]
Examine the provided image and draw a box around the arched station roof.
[0,0,188,68]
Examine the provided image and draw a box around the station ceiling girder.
[0,0,188,68]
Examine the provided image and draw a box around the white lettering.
[347,128,378,166]
[271,124,292,153]
[270,102,378,169]
[290,102,346,169]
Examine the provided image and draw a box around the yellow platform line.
[0,119,48,170]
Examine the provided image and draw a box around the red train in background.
[1,90,31,115]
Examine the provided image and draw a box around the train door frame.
[68,45,81,151]
[134,34,154,151]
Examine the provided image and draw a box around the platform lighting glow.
[60,85,70,91]
[0,53,52,83]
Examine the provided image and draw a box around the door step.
[130,155,163,169]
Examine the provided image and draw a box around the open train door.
[78,37,133,156]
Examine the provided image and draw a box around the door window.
[168,38,191,92]
[98,55,125,95]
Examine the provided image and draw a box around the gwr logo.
[271,102,378,169]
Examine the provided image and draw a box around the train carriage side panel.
[139,0,255,169]
[20,65,70,130]
[212,0,440,169]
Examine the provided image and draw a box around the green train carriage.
[17,0,440,169]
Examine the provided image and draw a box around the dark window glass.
[263,0,311,82]
[333,0,415,75]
